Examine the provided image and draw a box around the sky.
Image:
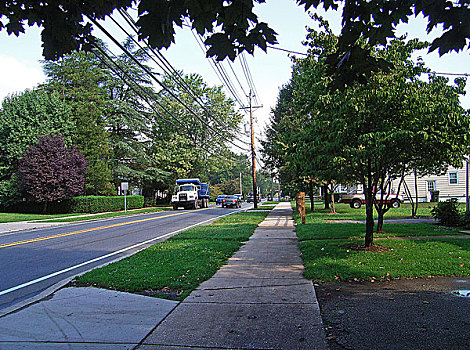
[1,1,469,147]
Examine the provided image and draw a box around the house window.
[449,172,458,185]
[427,181,436,192]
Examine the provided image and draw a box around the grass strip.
[296,223,462,241]
[0,207,171,223]
[73,211,268,300]
[295,203,470,282]
[292,203,436,223]
[44,207,171,222]
[300,238,470,282]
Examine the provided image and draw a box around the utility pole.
[241,91,262,209]
[240,172,243,196]
[249,91,258,209]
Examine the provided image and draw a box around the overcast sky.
[1,1,469,144]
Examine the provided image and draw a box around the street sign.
[121,182,128,192]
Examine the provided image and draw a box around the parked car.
[340,191,404,209]
[234,194,243,202]
[246,194,256,203]
[222,195,241,208]
[216,195,227,205]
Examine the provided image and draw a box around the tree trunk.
[330,186,336,214]
[365,196,374,247]
[364,164,374,247]
[323,184,329,209]
[376,213,384,233]
[42,200,48,214]
[413,170,419,217]
[309,181,315,212]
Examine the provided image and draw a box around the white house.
[392,166,468,203]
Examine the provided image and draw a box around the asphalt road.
[0,204,248,311]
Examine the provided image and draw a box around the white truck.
[340,191,404,209]
[171,178,210,210]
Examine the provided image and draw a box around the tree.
[152,72,243,181]
[0,89,74,206]
[17,135,86,213]
[42,50,114,195]
[97,38,156,192]
[265,16,470,247]
[1,1,468,86]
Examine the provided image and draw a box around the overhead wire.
[114,10,251,150]
[86,15,250,153]
[116,10,250,144]
[183,18,248,109]
[91,44,245,165]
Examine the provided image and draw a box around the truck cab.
[171,178,210,210]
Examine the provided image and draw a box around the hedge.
[2,195,144,214]
[66,195,144,213]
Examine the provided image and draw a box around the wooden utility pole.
[249,91,258,209]
[241,91,262,209]
[296,192,306,224]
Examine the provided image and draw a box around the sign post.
[121,182,129,213]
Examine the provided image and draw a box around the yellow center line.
[0,207,211,249]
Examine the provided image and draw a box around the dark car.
[215,195,227,205]
[222,195,241,208]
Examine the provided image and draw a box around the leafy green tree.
[152,72,243,181]
[265,17,470,247]
[0,89,74,206]
[43,50,114,195]
[2,1,468,88]
[97,38,156,191]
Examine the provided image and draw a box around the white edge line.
[0,209,240,298]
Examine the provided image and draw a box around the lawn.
[0,206,171,223]
[294,204,470,282]
[292,202,436,223]
[73,211,268,300]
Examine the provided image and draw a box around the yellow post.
[296,192,306,224]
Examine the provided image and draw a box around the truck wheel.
[194,201,199,209]
[173,205,178,210]
[352,200,362,209]
[390,199,400,208]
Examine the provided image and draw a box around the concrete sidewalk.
[139,202,328,349]
[0,202,327,349]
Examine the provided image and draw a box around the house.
[392,165,468,203]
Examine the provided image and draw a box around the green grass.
[0,212,87,223]
[74,211,268,300]
[0,206,171,223]
[295,203,470,282]
[300,238,470,282]
[262,201,280,205]
[292,202,435,223]
[296,223,463,241]
[45,207,171,222]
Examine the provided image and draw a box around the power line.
[92,44,244,164]
[116,10,250,148]
[185,18,247,108]
[87,15,250,153]
[266,45,308,56]
[109,11,251,150]
[428,71,470,76]
[239,53,261,105]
